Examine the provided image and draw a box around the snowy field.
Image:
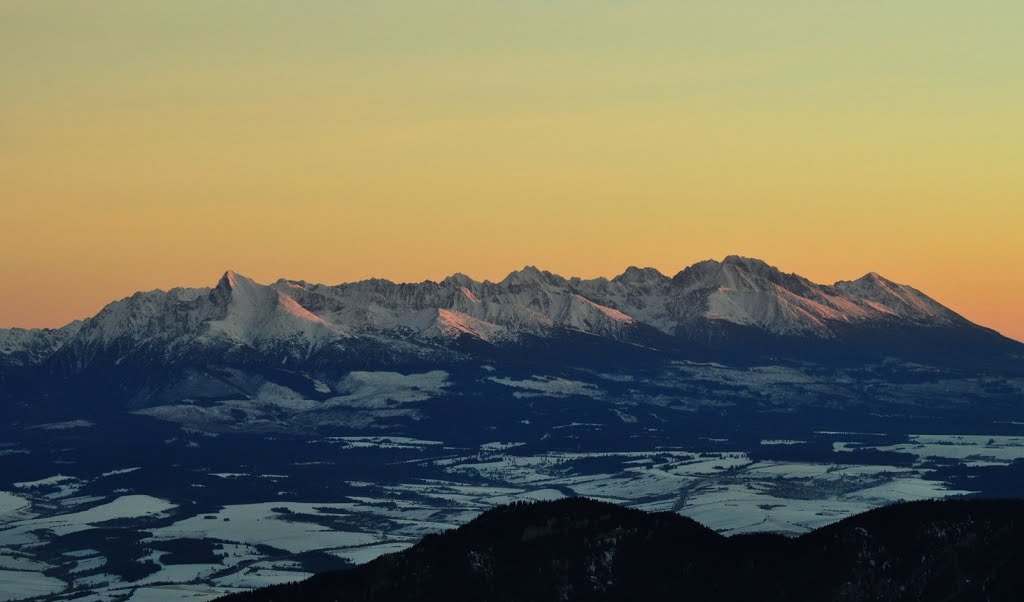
[841,434,1024,467]
[0,424,1016,601]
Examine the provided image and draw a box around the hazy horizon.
[3,2,1021,340]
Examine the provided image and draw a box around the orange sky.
[2,2,1021,341]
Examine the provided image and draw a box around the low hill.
[219,497,1024,602]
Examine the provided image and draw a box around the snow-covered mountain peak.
[204,271,341,352]
[721,255,772,269]
[218,270,238,289]
[719,255,793,281]
[835,272,908,291]
[1,256,1004,381]
[832,273,961,324]
[217,269,261,291]
[500,266,565,288]
[843,272,900,289]
[440,272,478,288]
[212,270,266,310]
[672,256,800,294]
[613,266,667,285]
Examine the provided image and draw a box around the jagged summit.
[440,272,475,287]
[202,259,910,303]
[217,269,254,292]
[216,269,257,293]
[613,266,667,284]
[499,265,565,287]
[721,254,772,268]
[674,255,797,287]
[0,257,1015,385]
[832,271,961,324]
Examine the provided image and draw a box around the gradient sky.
[2,2,1022,341]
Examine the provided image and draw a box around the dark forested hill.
[218,497,1024,602]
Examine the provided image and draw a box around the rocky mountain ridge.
[1,256,1018,412]
[0,256,985,363]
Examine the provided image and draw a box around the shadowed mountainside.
[219,497,1024,602]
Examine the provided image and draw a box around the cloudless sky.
[2,2,1022,340]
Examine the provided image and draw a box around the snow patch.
[434,309,504,341]
[490,376,602,399]
[328,371,449,408]
[573,295,635,324]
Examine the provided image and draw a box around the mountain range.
[1,256,1019,414]
[2,259,1023,601]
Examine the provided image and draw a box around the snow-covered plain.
[151,503,385,554]
[0,429,1005,601]
[0,491,30,521]
[0,569,66,601]
[874,434,1024,466]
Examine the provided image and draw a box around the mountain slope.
[0,322,81,367]
[1,256,1006,353]
[218,497,1024,602]
[1,257,1019,410]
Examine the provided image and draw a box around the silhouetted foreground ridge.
[218,497,1024,602]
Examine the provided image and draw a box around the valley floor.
[3,415,1024,601]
